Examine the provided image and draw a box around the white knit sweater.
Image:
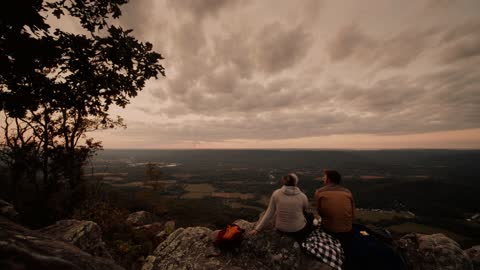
[255,186,308,232]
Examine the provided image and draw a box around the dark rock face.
[0,199,18,221]
[37,219,112,260]
[465,246,480,270]
[142,220,332,270]
[0,216,124,270]
[126,211,155,227]
[396,233,473,270]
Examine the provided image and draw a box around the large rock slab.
[396,233,473,270]
[0,216,123,270]
[37,219,112,260]
[143,218,480,270]
[142,220,332,270]
[126,211,155,227]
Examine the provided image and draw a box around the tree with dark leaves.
[0,0,164,222]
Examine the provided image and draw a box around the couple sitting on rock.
[249,170,355,248]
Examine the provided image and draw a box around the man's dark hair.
[324,170,341,184]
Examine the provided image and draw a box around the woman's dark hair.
[324,170,341,184]
[283,174,297,186]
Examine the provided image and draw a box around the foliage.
[144,162,164,191]
[73,195,129,233]
[0,0,164,225]
[72,194,153,269]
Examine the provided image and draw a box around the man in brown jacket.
[315,170,355,237]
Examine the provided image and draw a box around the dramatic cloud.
[327,24,441,71]
[73,0,480,148]
[439,20,480,64]
[327,24,374,62]
[254,23,313,73]
[167,0,243,20]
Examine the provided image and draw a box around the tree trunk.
[42,109,50,192]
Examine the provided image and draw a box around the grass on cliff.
[72,198,153,270]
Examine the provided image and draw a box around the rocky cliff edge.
[1,200,479,270]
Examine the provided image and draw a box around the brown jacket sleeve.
[351,194,355,219]
[314,190,321,215]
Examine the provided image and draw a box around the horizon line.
[99,147,480,151]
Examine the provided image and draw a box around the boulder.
[142,220,332,270]
[465,246,480,270]
[152,220,175,246]
[154,231,168,247]
[0,199,19,221]
[133,222,164,238]
[37,219,112,260]
[232,219,255,231]
[126,211,155,227]
[396,233,473,270]
[0,216,124,270]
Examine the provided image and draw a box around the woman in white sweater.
[249,173,310,242]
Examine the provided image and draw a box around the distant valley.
[86,149,480,247]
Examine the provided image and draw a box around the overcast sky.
[57,0,480,149]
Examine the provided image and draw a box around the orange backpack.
[214,224,245,249]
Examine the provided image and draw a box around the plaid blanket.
[302,228,345,270]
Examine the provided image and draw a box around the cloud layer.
[81,0,480,148]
